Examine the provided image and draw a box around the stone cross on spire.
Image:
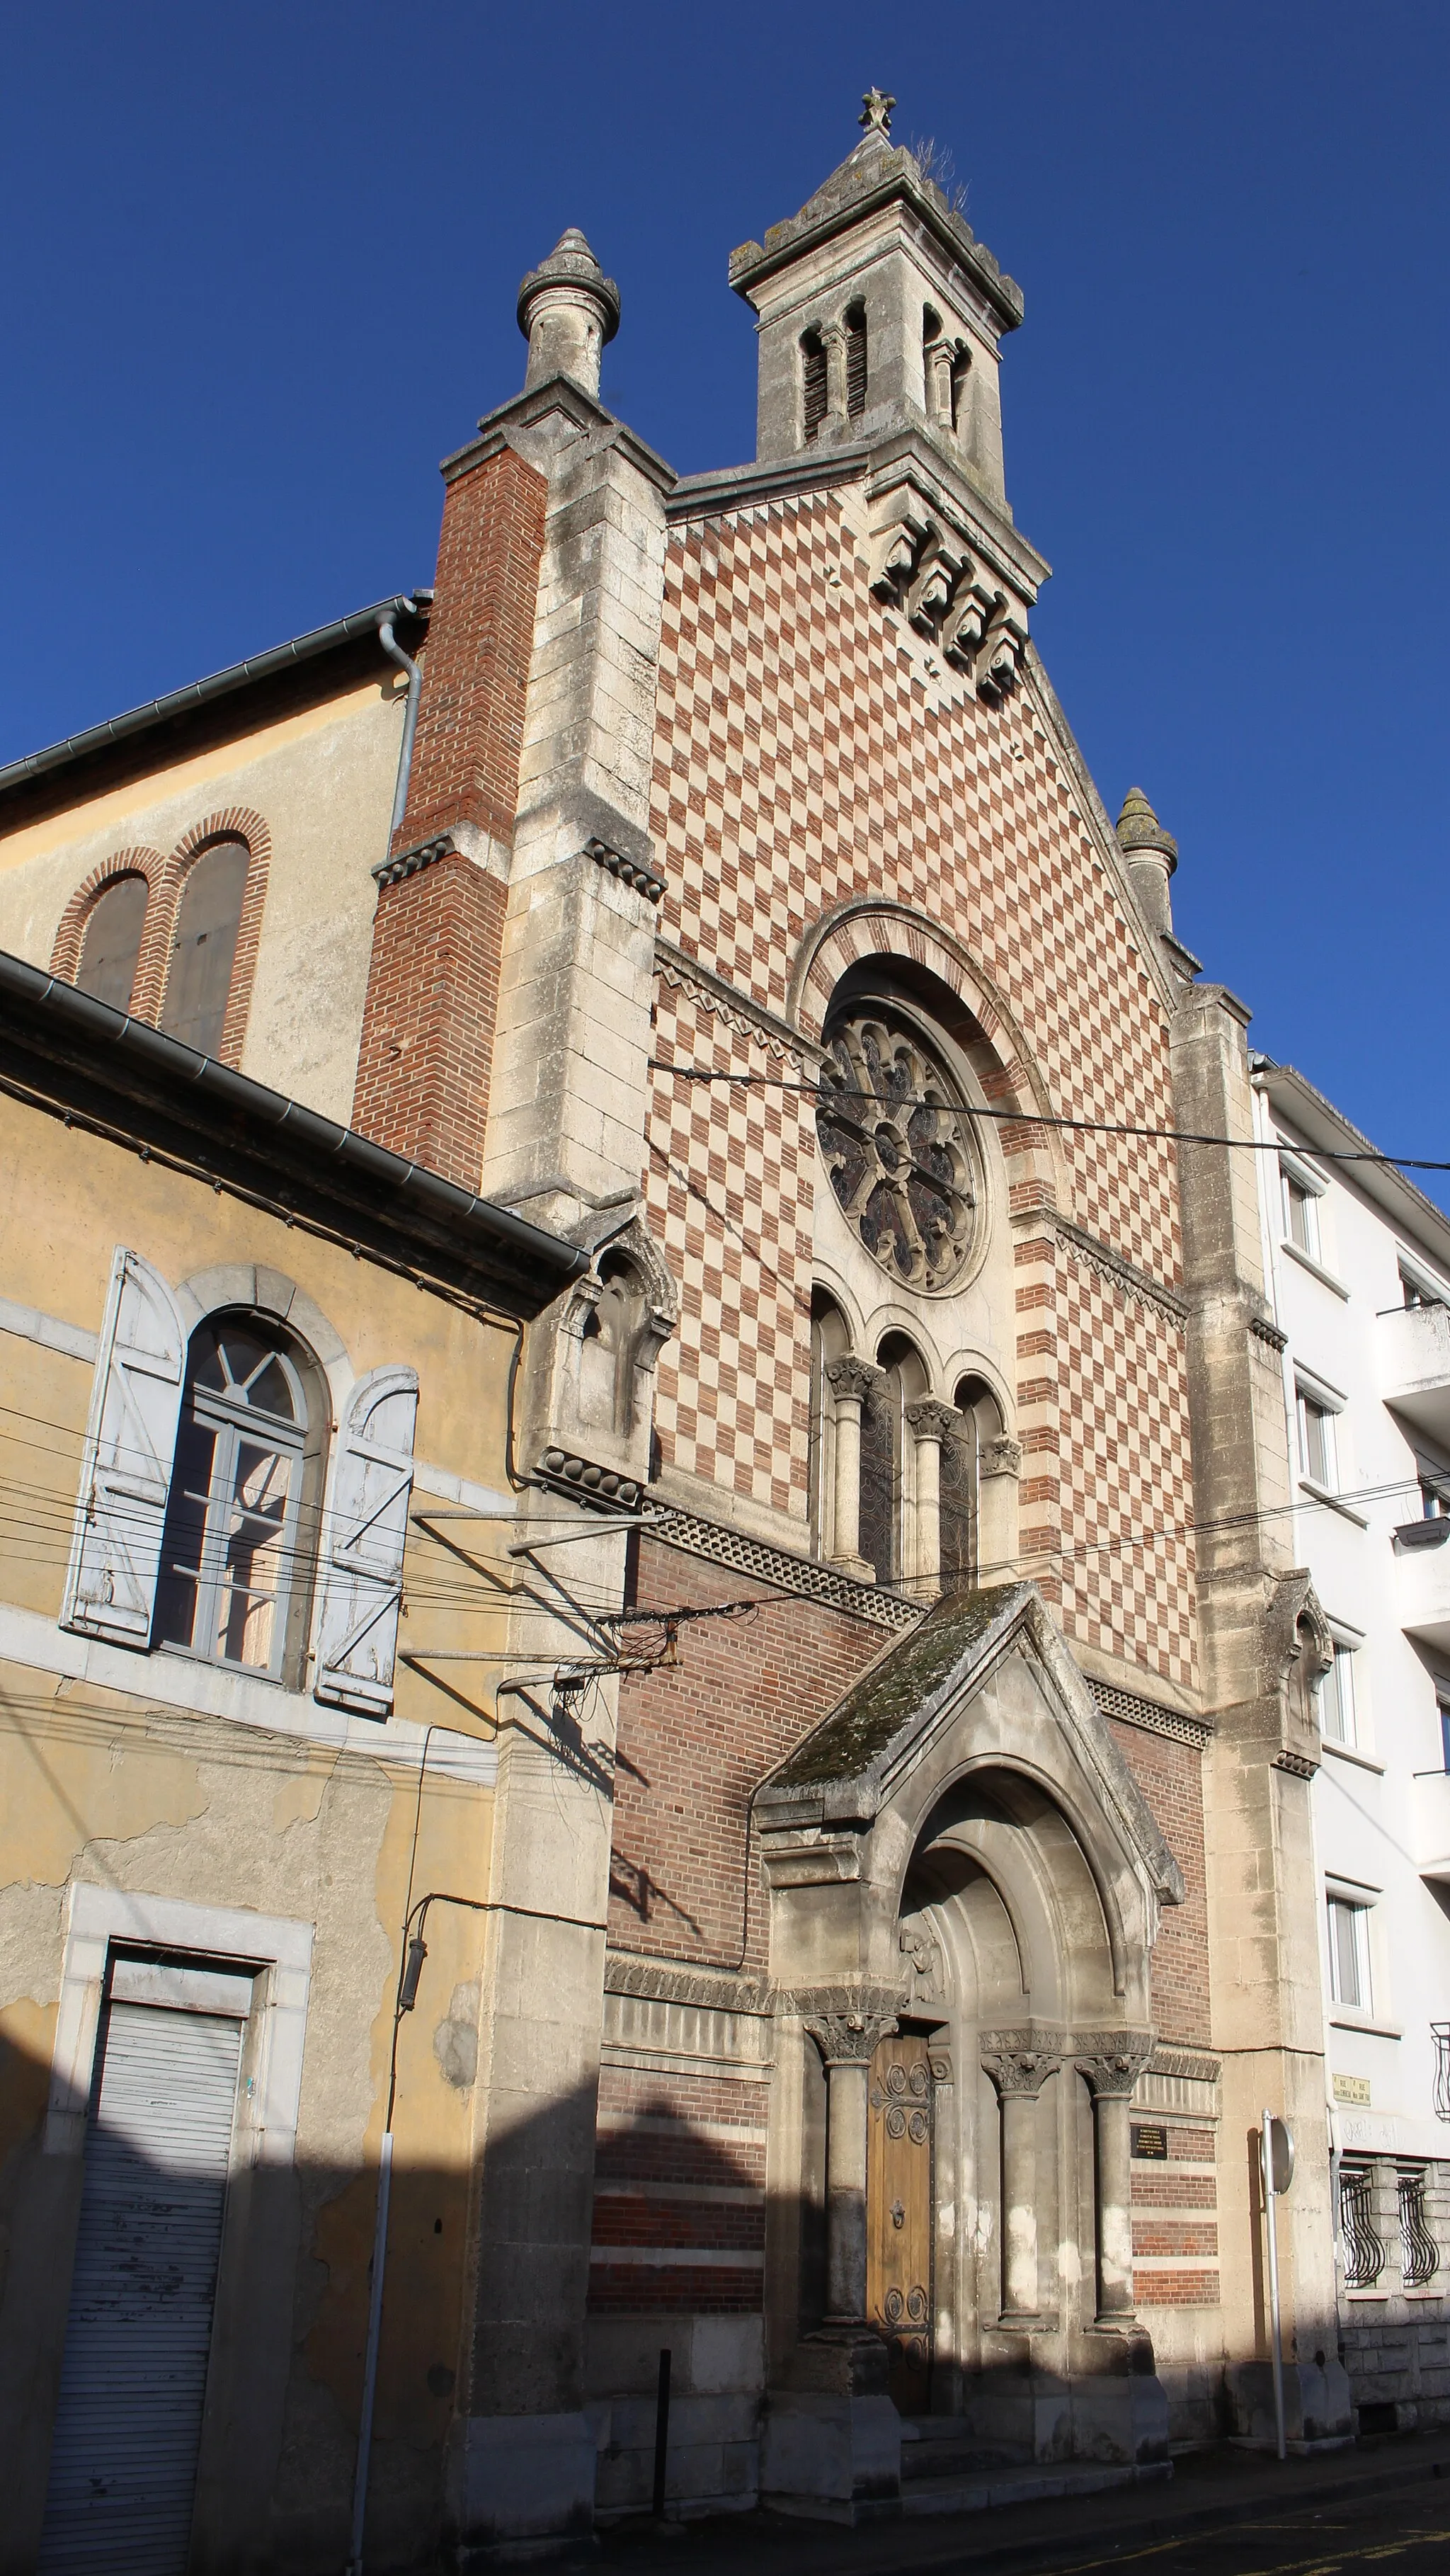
[859,87,895,138]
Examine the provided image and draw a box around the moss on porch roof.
[770,1584,1022,1791]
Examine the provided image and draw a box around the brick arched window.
[75,872,149,1011]
[154,811,269,1066]
[159,838,250,1057]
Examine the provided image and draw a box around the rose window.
[816,1011,978,1289]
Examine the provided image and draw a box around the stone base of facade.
[450,2412,600,2563]
[1342,2304,1450,2434]
[1226,2358,1354,2452]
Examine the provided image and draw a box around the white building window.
[1297,1386,1338,1489]
[1318,1640,1358,1745]
[1283,1167,1321,1261]
[1400,1261,1448,1311]
[1328,1894,1372,2012]
[1439,1692,1450,1774]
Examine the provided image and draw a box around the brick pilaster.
[396,440,548,853]
[351,438,547,1187]
[350,847,507,1188]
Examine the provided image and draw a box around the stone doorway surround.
[755,1583,1183,2522]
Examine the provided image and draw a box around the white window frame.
[45,1882,313,2162]
[1280,1147,1326,1263]
[1318,1630,1361,1748]
[1326,1887,1374,2014]
[1398,1253,1449,1311]
[1296,1371,1344,1492]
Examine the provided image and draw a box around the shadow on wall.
[0,2017,1356,2571]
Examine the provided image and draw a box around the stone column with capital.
[977,1433,1022,1581]
[826,1357,881,1580]
[761,1993,905,2520]
[820,319,849,431]
[981,2045,1058,2321]
[799,1997,900,2328]
[1078,2048,1149,2320]
[905,1398,955,1597]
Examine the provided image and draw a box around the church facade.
[0,97,1395,2571]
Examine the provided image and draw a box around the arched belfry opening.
[755,1585,1182,2504]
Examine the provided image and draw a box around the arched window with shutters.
[61,1250,420,1716]
[159,837,251,1056]
[75,873,149,1012]
[154,1314,329,1687]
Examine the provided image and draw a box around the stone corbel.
[976,598,1028,703]
[869,509,932,608]
[906,544,969,642]
[941,579,993,673]
[1267,1570,1333,1773]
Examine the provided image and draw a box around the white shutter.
[60,1249,186,1648]
[40,2002,244,2575]
[313,1364,418,1718]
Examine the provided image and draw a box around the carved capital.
[981,1435,1024,1480]
[1075,2034,1153,2099]
[981,2046,1059,2098]
[794,1986,901,2065]
[826,1355,883,1409]
[905,1398,957,1446]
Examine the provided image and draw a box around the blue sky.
[3,4,1446,1199]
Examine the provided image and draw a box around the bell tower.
[730,90,1023,507]
[729,95,1047,708]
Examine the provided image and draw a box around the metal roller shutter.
[40,2001,244,2575]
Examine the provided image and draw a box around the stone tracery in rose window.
[816,1010,980,1291]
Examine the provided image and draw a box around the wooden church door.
[866,2031,933,2410]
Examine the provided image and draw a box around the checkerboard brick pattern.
[646,489,1197,1689]
[648,977,813,1516]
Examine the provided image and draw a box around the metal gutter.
[0,592,433,799]
[0,950,587,1294]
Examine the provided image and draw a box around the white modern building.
[1252,1054,1450,2427]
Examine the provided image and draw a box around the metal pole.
[651,2346,672,2521]
[347,2130,394,2574]
[1262,2107,1286,2463]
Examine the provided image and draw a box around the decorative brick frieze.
[372,831,456,890]
[586,837,665,904]
[1092,1682,1212,1750]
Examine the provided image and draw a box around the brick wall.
[350,851,506,1188]
[1132,2123,1220,2309]
[1108,1720,1212,2047]
[350,438,547,1187]
[608,1535,886,1971]
[591,2063,768,2315]
[397,442,547,853]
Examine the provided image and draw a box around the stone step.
[900,2458,1175,2519]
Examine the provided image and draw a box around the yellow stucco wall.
[0,1079,526,2555]
[0,676,401,1126]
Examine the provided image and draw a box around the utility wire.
[649,1061,1450,1175]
